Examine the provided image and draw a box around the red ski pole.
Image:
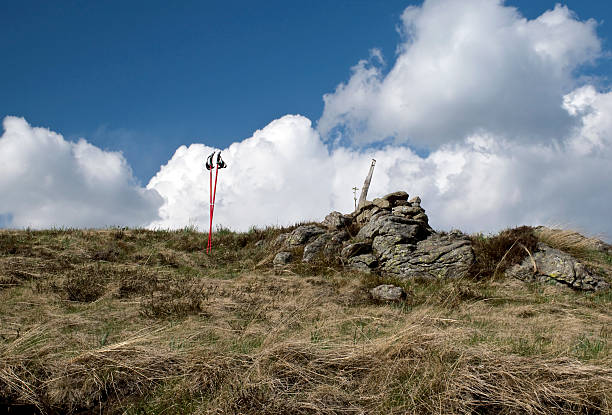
[205,152,215,253]
[209,164,220,252]
[208,166,213,253]
[204,151,227,254]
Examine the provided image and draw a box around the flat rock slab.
[356,200,374,213]
[373,235,415,262]
[381,231,474,279]
[508,243,610,291]
[382,191,409,204]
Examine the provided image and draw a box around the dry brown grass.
[0,227,611,414]
[535,227,609,253]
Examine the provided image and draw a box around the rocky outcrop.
[508,243,609,291]
[274,191,443,278]
[269,191,608,292]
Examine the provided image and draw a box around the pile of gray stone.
[273,191,474,279]
[271,191,609,292]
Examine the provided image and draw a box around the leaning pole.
[357,159,376,210]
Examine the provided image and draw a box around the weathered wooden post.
[357,159,376,209]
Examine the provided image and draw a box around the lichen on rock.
[508,243,609,291]
[381,231,474,280]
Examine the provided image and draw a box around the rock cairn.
[273,191,473,280]
[271,191,609,292]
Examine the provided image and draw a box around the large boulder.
[303,234,331,262]
[372,235,415,263]
[508,243,610,291]
[272,233,289,248]
[381,231,474,279]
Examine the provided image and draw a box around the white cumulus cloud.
[318,0,601,146]
[0,117,163,228]
[145,1,612,239]
[147,115,334,231]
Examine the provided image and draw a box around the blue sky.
[3,0,408,182]
[2,0,611,183]
[2,0,612,238]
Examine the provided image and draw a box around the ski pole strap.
[216,152,227,169]
[205,151,215,170]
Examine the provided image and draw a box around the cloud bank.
[147,85,612,239]
[146,0,612,239]
[318,1,601,146]
[0,117,162,228]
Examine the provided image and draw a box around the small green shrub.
[469,226,538,280]
[140,279,209,318]
[62,272,106,302]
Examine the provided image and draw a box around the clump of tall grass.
[469,226,538,280]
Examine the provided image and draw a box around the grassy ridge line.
[0,226,610,414]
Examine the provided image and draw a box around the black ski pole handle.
[216,152,227,169]
[205,152,216,170]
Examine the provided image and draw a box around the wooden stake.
[357,159,376,209]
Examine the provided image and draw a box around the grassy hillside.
[1,226,611,414]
